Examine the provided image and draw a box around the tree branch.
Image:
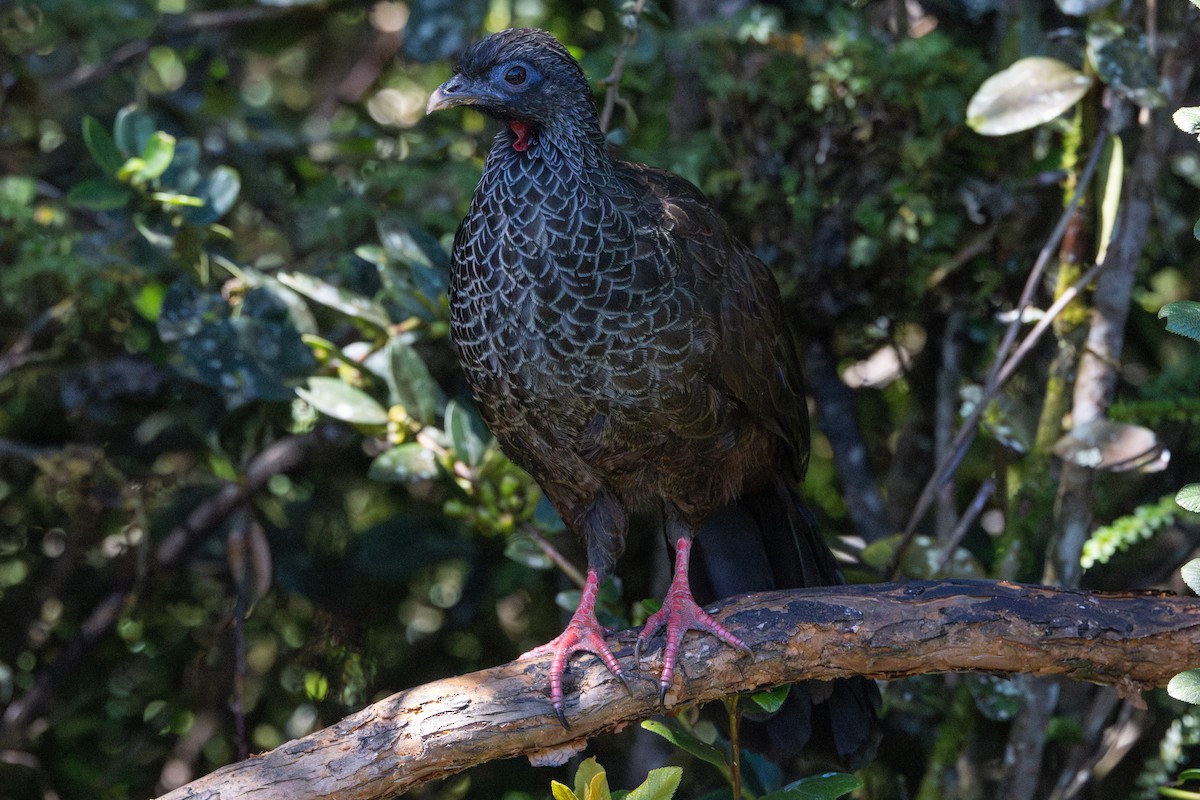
[155,580,1200,800]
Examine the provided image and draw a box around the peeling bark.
[156,580,1200,800]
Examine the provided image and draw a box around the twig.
[932,477,995,575]
[898,130,1110,541]
[520,523,587,590]
[599,0,650,134]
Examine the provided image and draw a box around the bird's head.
[426,28,598,151]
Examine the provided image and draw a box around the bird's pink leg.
[519,568,628,727]
[636,537,752,704]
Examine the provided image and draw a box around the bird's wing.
[621,162,810,481]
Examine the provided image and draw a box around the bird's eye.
[504,65,527,85]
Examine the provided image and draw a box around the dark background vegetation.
[1,0,1199,798]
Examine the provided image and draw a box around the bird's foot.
[635,538,752,705]
[519,570,630,728]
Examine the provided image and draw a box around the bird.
[427,27,878,763]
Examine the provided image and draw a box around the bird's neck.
[489,114,611,182]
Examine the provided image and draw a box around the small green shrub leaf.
[760,772,862,800]
[67,177,132,211]
[139,131,176,181]
[297,377,388,426]
[1159,301,1200,342]
[82,116,125,174]
[369,443,439,483]
[625,767,682,800]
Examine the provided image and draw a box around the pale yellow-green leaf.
[967,57,1093,136]
[551,781,579,800]
[625,766,683,800]
[574,757,606,800]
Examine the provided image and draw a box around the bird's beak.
[427,78,474,114]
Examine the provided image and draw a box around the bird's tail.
[689,478,881,769]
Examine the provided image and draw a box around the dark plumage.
[428,28,877,764]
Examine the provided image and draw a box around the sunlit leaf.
[1168,670,1200,705]
[967,57,1093,136]
[150,191,205,207]
[574,758,606,800]
[1181,558,1200,595]
[277,271,392,330]
[625,767,682,800]
[1178,485,1200,514]
[1054,0,1115,14]
[139,131,176,181]
[304,671,329,701]
[297,377,388,426]
[369,443,439,483]
[552,782,580,800]
[1095,135,1123,265]
[1174,107,1200,136]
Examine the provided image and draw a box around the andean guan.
[427,28,879,765]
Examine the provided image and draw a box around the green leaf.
[1178,485,1200,514]
[113,106,156,156]
[552,782,580,800]
[82,116,125,175]
[1159,301,1200,342]
[586,770,612,800]
[304,671,329,701]
[1182,558,1200,595]
[445,399,489,466]
[150,191,205,207]
[67,177,133,211]
[387,339,445,424]
[1180,768,1200,782]
[749,685,791,714]
[369,443,439,483]
[1168,670,1200,705]
[183,165,241,224]
[504,535,553,570]
[966,57,1094,136]
[625,767,682,800]
[574,757,606,800]
[296,377,389,426]
[641,720,731,777]
[760,772,862,800]
[277,271,392,330]
[1095,135,1123,265]
[139,131,176,181]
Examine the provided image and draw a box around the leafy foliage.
[0,0,1198,798]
